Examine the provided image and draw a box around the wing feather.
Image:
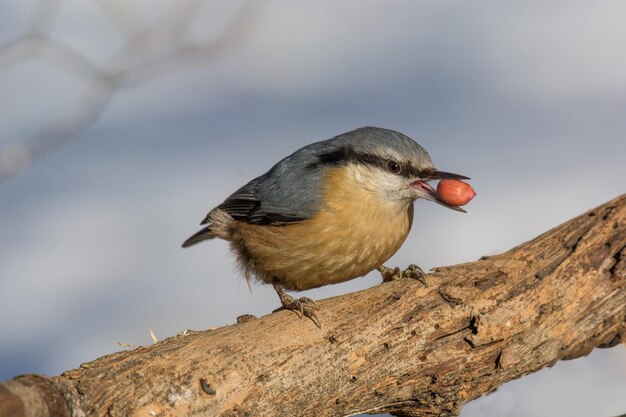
[210,177,308,225]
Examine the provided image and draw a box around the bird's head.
[321,127,469,212]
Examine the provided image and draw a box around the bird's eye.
[386,160,402,175]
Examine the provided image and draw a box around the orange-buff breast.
[232,166,414,290]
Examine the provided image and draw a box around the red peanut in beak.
[436,179,476,206]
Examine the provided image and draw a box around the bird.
[182,127,469,327]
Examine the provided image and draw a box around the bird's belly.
[233,176,414,291]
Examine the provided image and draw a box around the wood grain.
[1,194,625,417]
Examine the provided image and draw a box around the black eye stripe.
[313,147,426,178]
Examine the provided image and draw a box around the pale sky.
[1,1,625,416]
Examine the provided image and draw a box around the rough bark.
[2,194,625,417]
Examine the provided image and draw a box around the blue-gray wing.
[210,178,309,225]
[206,146,326,225]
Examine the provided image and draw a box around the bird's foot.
[273,284,321,328]
[378,264,427,286]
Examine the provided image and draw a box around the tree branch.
[2,194,625,417]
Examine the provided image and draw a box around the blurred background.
[1,1,625,416]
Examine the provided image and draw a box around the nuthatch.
[183,127,469,327]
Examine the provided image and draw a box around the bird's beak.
[409,170,470,213]
[429,170,470,181]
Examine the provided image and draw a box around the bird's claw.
[298,296,319,309]
[275,293,321,328]
[379,265,402,282]
[403,264,427,285]
[378,264,427,285]
[302,307,321,329]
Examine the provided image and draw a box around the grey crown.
[208,126,434,226]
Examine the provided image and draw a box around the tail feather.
[182,208,233,248]
[181,226,216,247]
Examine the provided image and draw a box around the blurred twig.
[0,0,267,183]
